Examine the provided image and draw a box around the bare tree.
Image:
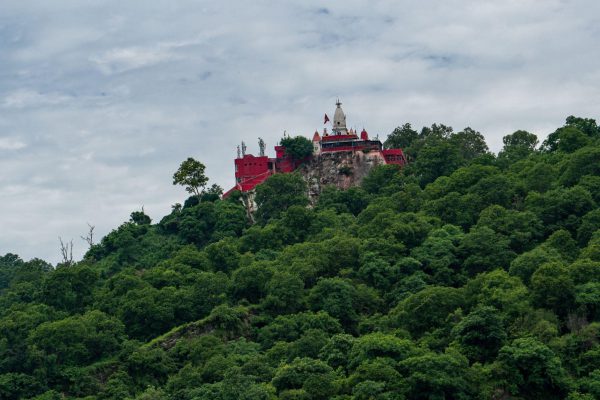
[80,223,95,248]
[59,237,74,266]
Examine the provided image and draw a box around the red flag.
[324,114,330,124]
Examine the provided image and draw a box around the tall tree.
[384,123,419,150]
[280,136,313,160]
[498,130,538,164]
[173,157,209,198]
[255,173,308,223]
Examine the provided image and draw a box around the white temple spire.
[332,99,347,134]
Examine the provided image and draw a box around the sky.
[1,0,600,264]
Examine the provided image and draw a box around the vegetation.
[1,116,600,399]
[173,157,210,198]
[280,136,314,161]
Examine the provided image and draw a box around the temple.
[223,100,407,197]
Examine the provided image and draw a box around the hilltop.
[1,116,600,399]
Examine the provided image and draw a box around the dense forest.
[2,116,600,399]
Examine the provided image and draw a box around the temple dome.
[332,100,347,134]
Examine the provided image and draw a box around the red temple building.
[224,100,406,197]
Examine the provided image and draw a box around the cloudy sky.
[2,0,600,263]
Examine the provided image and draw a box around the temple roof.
[332,99,347,134]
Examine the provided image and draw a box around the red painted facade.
[382,149,406,165]
[222,145,308,198]
[321,134,359,142]
[223,102,407,197]
[223,137,406,197]
[233,154,273,192]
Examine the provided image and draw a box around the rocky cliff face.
[239,150,386,215]
[298,150,386,203]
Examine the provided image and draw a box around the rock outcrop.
[298,150,386,203]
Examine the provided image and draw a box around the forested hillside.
[2,117,600,399]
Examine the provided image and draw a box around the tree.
[130,209,151,225]
[410,225,462,285]
[28,310,125,367]
[348,332,419,368]
[41,264,99,312]
[271,357,337,399]
[360,165,402,195]
[258,311,342,348]
[0,253,24,290]
[450,127,490,161]
[452,306,507,362]
[384,123,419,151]
[463,269,530,319]
[501,130,539,153]
[397,351,474,399]
[391,286,464,337]
[556,126,591,153]
[202,184,224,202]
[280,136,313,160]
[564,115,600,137]
[525,185,595,234]
[308,278,361,328]
[476,205,543,253]
[577,208,600,246]
[319,334,355,371]
[412,138,465,185]
[117,286,180,340]
[494,337,570,399]
[255,173,308,223]
[206,304,249,339]
[173,157,209,198]
[58,237,74,266]
[262,272,305,314]
[80,223,95,248]
[459,226,516,275]
[231,262,274,303]
[509,246,563,285]
[542,116,599,152]
[531,262,575,316]
[560,147,600,186]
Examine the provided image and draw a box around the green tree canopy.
[173,157,209,197]
[255,173,308,223]
[280,136,314,160]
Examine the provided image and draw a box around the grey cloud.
[0,136,26,150]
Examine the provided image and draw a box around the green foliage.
[263,272,305,315]
[392,286,464,337]
[172,157,209,197]
[560,147,600,186]
[280,136,314,161]
[396,351,473,399]
[494,337,570,399]
[413,137,464,185]
[531,262,575,316]
[498,130,538,165]
[459,226,516,275]
[384,123,419,151]
[451,306,507,362]
[41,264,99,312]
[542,116,600,153]
[28,310,125,366]
[271,357,337,399]
[3,116,600,399]
[255,173,308,223]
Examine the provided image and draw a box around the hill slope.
[1,118,600,399]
